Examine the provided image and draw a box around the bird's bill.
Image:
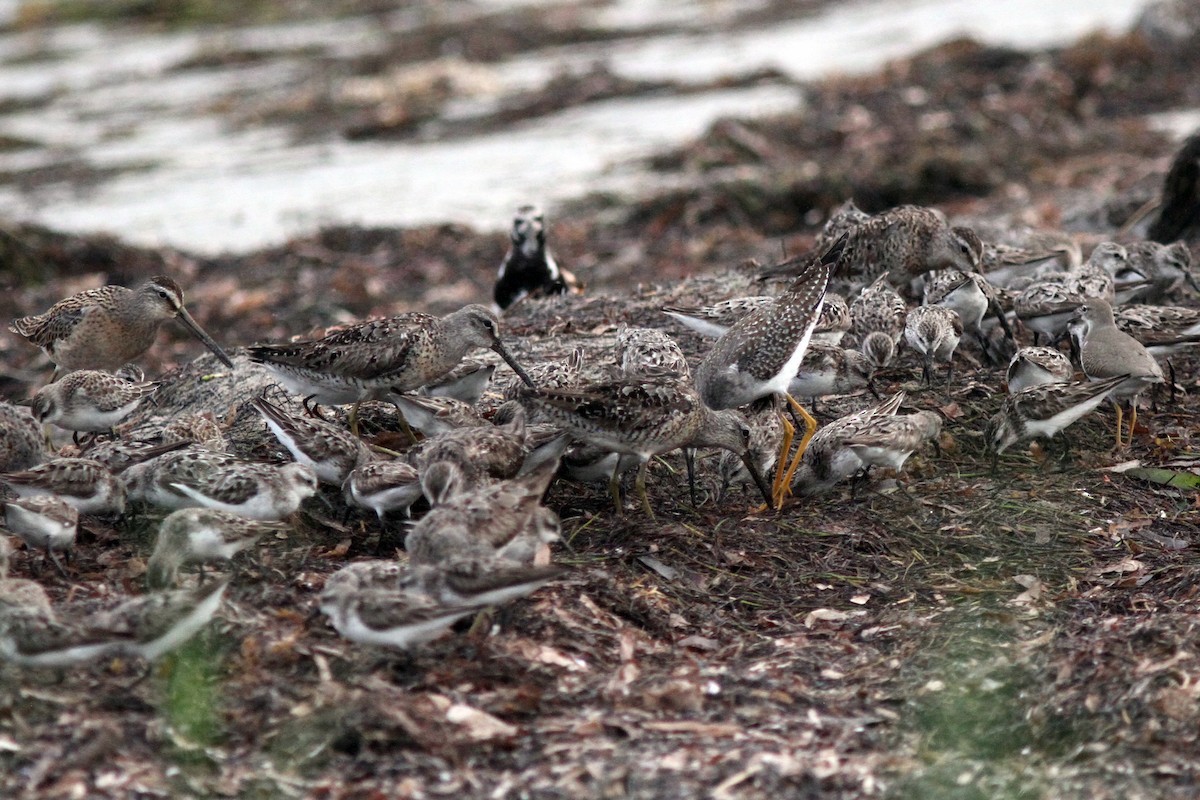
[742,453,774,509]
[176,308,235,368]
[492,341,536,388]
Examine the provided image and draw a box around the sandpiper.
[146,508,285,589]
[10,276,234,373]
[696,237,845,508]
[842,410,942,472]
[788,343,876,403]
[789,392,905,496]
[30,370,158,440]
[859,331,898,372]
[123,449,317,519]
[663,294,850,346]
[985,375,1129,469]
[0,603,128,669]
[903,305,963,386]
[87,580,229,661]
[1118,241,1197,303]
[523,375,771,517]
[0,401,46,473]
[1014,280,1083,345]
[1072,299,1166,449]
[923,269,1013,362]
[408,406,528,488]
[3,496,78,574]
[493,205,578,311]
[318,579,480,651]
[1113,304,1200,357]
[389,394,488,437]
[1005,346,1073,393]
[1,457,126,516]
[418,361,496,405]
[615,326,690,378]
[248,305,535,425]
[1148,129,1200,243]
[342,460,422,521]
[849,274,908,344]
[251,395,373,486]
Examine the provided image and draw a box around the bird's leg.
[921,358,933,387]
[48,548,67,578]
[635,460,655,521]
[1114,401,1125,450]
[779,393,819,496]
[771,409,796,510]
[348,401,363,438]
[684,448,697,507]
[609,457,624,515]
[1128,400,1139,446]
[945,360,954,388]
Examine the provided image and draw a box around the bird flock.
[0,184,1195,665]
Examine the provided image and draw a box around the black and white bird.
[493,205,578,311]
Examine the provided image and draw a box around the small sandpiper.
[903,305,963,386]
[343,460,423,521]
[251,395,373,486]
[696,237,845,508]
[789,392,905,496]
[407,406,528,488]
[146,508,286,589]
[850,274,908,345]
[986,375,1129,469]
[389,394,488,437]
[1005,346,1073,393]
[30,370,158,441]
[0,401,46,474]
[615,326,691,377]
[87,580,229,661]
[1072,299,1165,449]
[788,343,877,404]
[3,495,78,574]
[10,276,234,373]
[1,457,126,516]
[123,449,317,520]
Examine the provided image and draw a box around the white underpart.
[663,312,729,338]
[0,634,119,668]
[847,444,913,470]
[1025,393,1112,440]
[132,583,227,661]
[53,398,146,432]
[766,294,826,397]
[331,602,474,649]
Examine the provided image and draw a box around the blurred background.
[0,0,1178,255]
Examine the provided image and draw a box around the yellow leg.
[771,412,796,510]
[636,461,655,521]
[349,401,362,438]
[609,457,625,515]
[779,394,819,494]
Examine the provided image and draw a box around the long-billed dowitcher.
[247,305,534,429]
[985,374,1129,470]
[1071,298,1165,449]
[695,236,845,508]
[10,276,234,372]
[523,374,771,517]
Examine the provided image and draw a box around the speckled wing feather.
[524,377,697,432]
[248,313,436,380]
[10,287,119,348]
[3,458,112,497]
[167,464,263,506]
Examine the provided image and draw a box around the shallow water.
[0,0,1157,254]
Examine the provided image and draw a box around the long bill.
[493,341,536,388]
[741,451,774,509]
[176,307,236,369]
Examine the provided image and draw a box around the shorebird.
[342,460,422,521]
[663,293,850,346]
[10,276,234,373]
[407,407,528,488]
[985,375,1128,469]
[923,269,1013,362]
[493,205,579,311]
[523,374,771,517]
[146,508,285,589]
[248,305,534,431]
[788,343,877,404]
[615,326,691,377]
[2,496,78,574]
[789,392,906,496]
[87,581,229,661]
[30,370,158,441]
[251,396,373,486]
[695,237,845,508]
[849,274,908,344]
[0,401,46,474]
[123,450,317,520]
[903,305,963,386]
[1005,346,1073,393]
[1,457,126,516]
[1071,299,1165,449]
[389,394,488,437]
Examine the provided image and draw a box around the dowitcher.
[10,276,234,373]
[985,375,1129,470]
[523,374,771,517]
[247,305,534,429]
[1071,299,1165,449]
[695,236,845,508]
